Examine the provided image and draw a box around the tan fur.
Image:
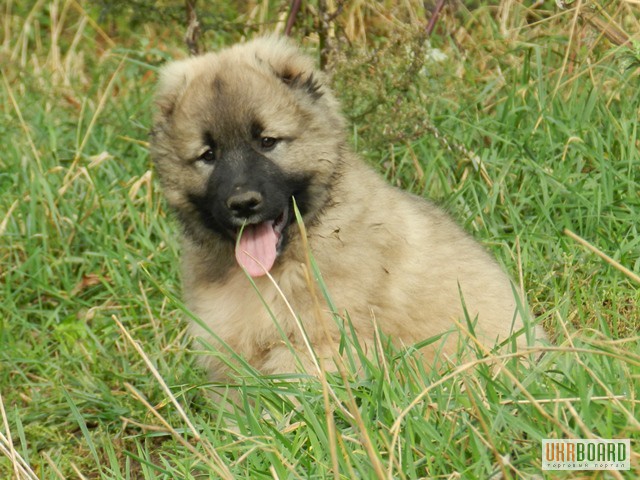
[150,36,544,381]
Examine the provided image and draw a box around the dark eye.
[260,137,278,150]
[198,149,216,164]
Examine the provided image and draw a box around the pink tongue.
[235,222,278,277]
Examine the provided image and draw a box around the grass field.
[1,1,639,478]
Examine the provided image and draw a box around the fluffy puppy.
[150,36,543,380]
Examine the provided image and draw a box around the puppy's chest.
[186,263,315,343]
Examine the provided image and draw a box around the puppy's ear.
[154,56,207,119]
[277,69,324,101]
[250,36,326,100]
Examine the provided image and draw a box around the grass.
[1,0,639,478]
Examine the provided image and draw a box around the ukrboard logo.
[542,439,630,470]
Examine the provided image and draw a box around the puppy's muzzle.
[226,189,264,220]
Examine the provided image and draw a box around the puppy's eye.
[198,149,216,164]
[260,137,278,150]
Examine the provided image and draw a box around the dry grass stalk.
[564,228,640,285]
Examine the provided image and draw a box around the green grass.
[1,1,639,478]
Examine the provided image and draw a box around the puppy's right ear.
[154,57,201,119]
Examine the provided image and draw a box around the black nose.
[226,190,263,218]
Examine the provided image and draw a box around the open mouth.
[234,203,291,277]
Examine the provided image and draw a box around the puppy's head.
[150,37,346,277]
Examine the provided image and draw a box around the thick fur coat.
[150,37,543,381]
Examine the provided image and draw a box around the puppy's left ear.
[277,69,324,101]
[251,36,327,101]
